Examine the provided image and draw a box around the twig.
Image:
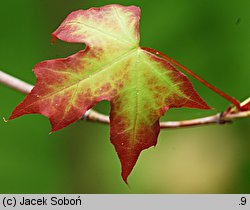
[0,71,33,94]
[159,110,250,128]
[0,70,249,128]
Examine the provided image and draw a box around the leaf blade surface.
[10,4,210,182]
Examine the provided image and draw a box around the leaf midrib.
[131,50,140,144]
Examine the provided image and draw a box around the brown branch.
[159,110,250,128]
[0,71,33,94]
[84,106,250,129]
[0,70,249,128]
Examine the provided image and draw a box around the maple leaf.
[9,4,210,183]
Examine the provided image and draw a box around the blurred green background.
[0,0,249,193]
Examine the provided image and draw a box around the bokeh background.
[0,0,249,193]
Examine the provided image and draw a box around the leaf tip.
[122,175,129,185]
[121,168,129,184]
[49,125,60,135]
[203,103,212,110]
[119,152,141,184]
[3,117,8,123]
[49,126,59,134]
[51,34,57,44]
[8,110,19,121]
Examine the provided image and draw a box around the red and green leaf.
[9,4,210,183]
